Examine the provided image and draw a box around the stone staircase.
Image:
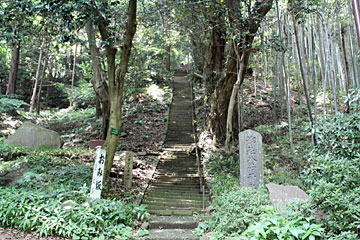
[142,73,207,240]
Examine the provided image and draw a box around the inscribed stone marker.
[239,130,264,188]
[124,151,134,188]
[90,147,106,200]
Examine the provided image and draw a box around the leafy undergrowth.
[0,151,149,240]
[197,175,271,239]
[0,82,171,239]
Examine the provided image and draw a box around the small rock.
[137,152,147,156]
[140,222,149,229]
[61,200,77,211]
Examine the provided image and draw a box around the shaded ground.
[0,86,171,239]
[0,228,68,240]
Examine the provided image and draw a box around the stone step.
[160,157,196,161]
[162,146,193,151]
[149,186,203,194]
[155,173,199,178]
[146,193,205,201]
[148,209,203,216]
[157,165,197,169]
[149,216,199,229]
[156,170,199,175]
[143,196,203,204]
[147,193,208,201]
[144,199,203,208]
[150,183,203,189]
[146,205,201,213]
[158,165,197,169]
[145,229,198,240]
[158,168,198,172]
[153,176,201,182]
[152,182,200,187]
[150,186,208,195]
[159,159,195,163]
[159,163,197,167]
[148,188,204,195]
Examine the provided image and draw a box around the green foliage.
[0,153,149,239]
[205,151,239,177]
[0,95,29,112]
[202,175,271,237]
[303,154,360,237]
[304,113,360,238]
[314,113,360,158]
[345,88,360,113]
[241,211,324,240]
[0,187,147,239]
[0,139,31,161]
[68,80,96,109]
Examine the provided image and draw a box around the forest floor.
[0,73,315,239]
[0,85,171,239]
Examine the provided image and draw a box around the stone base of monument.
[89,140,105,150]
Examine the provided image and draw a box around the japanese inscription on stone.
[124,151,134,188]
[239,130,264,188]
[90,147,106,199]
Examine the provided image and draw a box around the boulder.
[266,183,309,204]
[4,121,61,149]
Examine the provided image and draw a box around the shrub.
[205,151,240,177]
[0,153,149,239]
[0,187,148,239]
[304,113,360,238]
[241,210,324,240]
[204,175,271,237]
[314,113,360,158]
[0,95,29,112]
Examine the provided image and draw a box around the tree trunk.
[290,0,316,143]
[341,24,351,113]
[30,42,45,112]
[352,0,360,48]
[225,47,245,152]
[210,0,273,141]
[36,51,49,114]
[102,0,137,185]
[95,94,102,118]
[203,22,226,97]
[69,44,78,107]
[165,45,171,72]
[85,20,110,139]
[6,43,20,95]
[323,23,338,114]
[44,69,53,110]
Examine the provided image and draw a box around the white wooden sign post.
[90,147,106,200]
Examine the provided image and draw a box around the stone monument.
[124,151,134,188]
[239,129,264,188]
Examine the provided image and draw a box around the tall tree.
[5,43,20,95]
[91,0,138,184]
[210,0,273,141]
[85,21,110,139]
